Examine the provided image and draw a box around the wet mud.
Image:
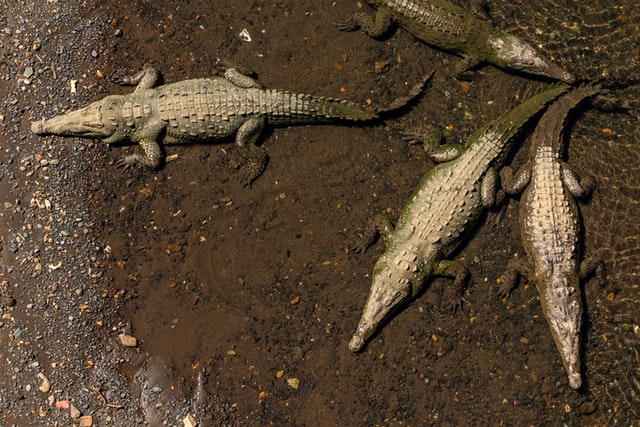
[1,1,639,426]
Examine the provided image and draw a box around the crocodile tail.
[536,83,602,138]
[487,82,572,140]
[374,70,434,115]
[322,70,432,119]
[277,71,431,123]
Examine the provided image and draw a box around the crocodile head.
[487,34,576,84]
[538,275,583,389]
[31,96,120,139]
[348,264,413,352]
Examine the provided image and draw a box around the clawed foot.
[238,159,267,188]
[444,296,466,313]
[496,276,514,299]
[334,17,360,32]
[443,276,468,313]
[348,230,376,254]
[112,74,136,86]
[115,154,145,171]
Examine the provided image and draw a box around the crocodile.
[348,82,570,353]
[498,85,605,389]
[31,66,429,185]
[335,0,575,83]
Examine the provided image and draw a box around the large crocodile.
[336,0,575,83]
[31,66,429,185]
[348,83,570,353]
[498,85,605,389]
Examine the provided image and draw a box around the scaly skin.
[32,66,429,185]
[499,85,604,389]
[349,83,570,352]
[336,0,575,83]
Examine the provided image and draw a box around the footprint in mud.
[132,355,239,427]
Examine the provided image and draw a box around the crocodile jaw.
[487,34,576,84]
[538,275,583,389]
[31,99,116,138]
[349,266,411,352]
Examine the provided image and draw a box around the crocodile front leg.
[115,118,165,170]
[349,214,395,254]
[434,259,470,312]
[113,65,161,92]
[497,255,533,298]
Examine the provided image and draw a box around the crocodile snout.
[31,120,46,134]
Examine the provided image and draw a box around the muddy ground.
[1,1,639,426]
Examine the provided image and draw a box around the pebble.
[37,372,51,392]
[79,415,93,426]
[118,333,137,347]
[24,66,34,78]
[183,413,197,427]
[70,402,82,419]
[287,378,300,390]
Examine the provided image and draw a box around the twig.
[91,386,125,409]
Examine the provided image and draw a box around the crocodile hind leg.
[334,6,395,38]
[214,61,265,89]
[402,127,462,163]
[235,115,268,186]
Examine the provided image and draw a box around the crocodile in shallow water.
[348,82,570,352]
[498,84,606,389]
[31,66,429,185]
[336,0,575,83]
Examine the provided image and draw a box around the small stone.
[79,415,93,426]
[287,378,300,390]
[37,372,51,392]
[69,402,81,419]
[577,400,597,415]
[291,346,305,360]
[56,400,70,409]
[91,49,98,58]
[114,29,122,37]
[374,60,390,74]
[24,66,34,78]
[118,333,137,347]
[183,412,197,427]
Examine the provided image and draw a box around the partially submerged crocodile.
[32,66,429,185]
[348,83,570,352]
[498,85,605,389]
[336,0,575,83]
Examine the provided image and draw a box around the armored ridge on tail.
[348,83,570,353]
[336,0,575,83]
[31,66,430,185]
[499,85,605,389]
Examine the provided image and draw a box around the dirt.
[1,1,639,426]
